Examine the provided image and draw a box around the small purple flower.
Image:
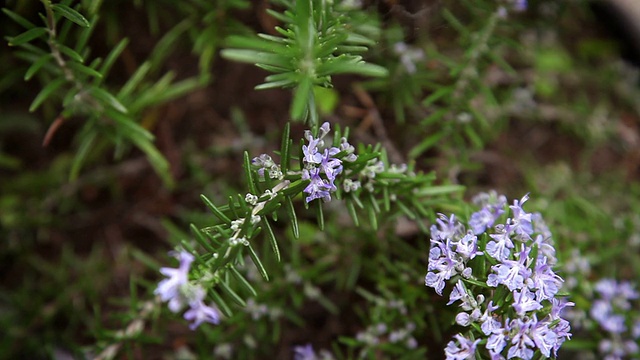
[507,318,535,360]
[469,192,506,234]
[184,299,221,330]
[444,334,480,360]
[527,256,563,301]
[509,194,533,240]
[486,330,508,357]
[487,245,532,291]
[293,344,319,360]
[431,213,466,241]
[155,251,194,312]
[512,287,543,316]
[530,317,557,358]
[302,168,333,203]
[512,0,527,12]
[485,224,514,262]
[454,233,482,260]
[426,238,461,295]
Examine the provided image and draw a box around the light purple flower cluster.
[292,343,334,360]
[590,279,640,360]
[301,122,355,203]
[425,193,572,359]
[155,250,220,330]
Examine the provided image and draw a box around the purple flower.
[527,256,563,301]
[509,194,533,240]
[431,213,466,241]
[530,317,557,358]
[507,318,535,360]
[444,334,480,360]
[480,301,502,336]
[302,168,333,203]
[293,344,318,360]
[512,287,543,316]
[184,299,221,330]
[454,233,482,260]
[485,224,514,262]
[513,0,527,12]
[487,245,532,291]
[155,251,194,312]
[486,330,508,357]
[319,148,343,185]
[426,238,461,295]
[469,192,506,234]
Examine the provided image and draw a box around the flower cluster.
[589,279,640,360]
[155,250,220,330]
[393,42,425,74]
[252,154,283,180]
[426,193,572,359]
[292,344,334,360]
[301,122,356,203]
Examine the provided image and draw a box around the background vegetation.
[1,0,639,359]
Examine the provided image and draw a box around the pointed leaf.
[200,194,232,224]
[89,87,127,113]
[2,8,36,29]
[284,196,299,239]
[218,280,246,307]
[247,244,269,281]
[261,216,281,262]
[52,4,90,28]
[9,27,47,46]
[29,78,66,112]
[280,122,291,173]
[24,54,53,81]
[209,289,233,317]
[190,224,216,252]
[243,151,258,195]
[230,267,258,297]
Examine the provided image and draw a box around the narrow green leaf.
[118,61,151,99]
[345,197,359,227]
[415,184,465,196]
[218,281,246,307]
[285,196,299,239]
[244,151,258,195]
[315,199,324,231]
[247,244,269,281]
[261,217,281,262]
[280,122,291,173]
[2,8,36,29]
[29,78,65,112]
[209,289,233,317]
[98,37,129,79]
[409,132,445,159]
[200,194,232,224]
[422,88,452,106]
[229,267,258,298]
[68,61,103,79]
[52,4,90,28]
[58,44,84,63]
[190,224,216,252]
[69,130,97,180]
[9,27,47,46]
[90,87,127,113]
[24,54,53,81]
[291,77,312,121]
[367,205,378,229]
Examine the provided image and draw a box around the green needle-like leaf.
[52,4,90,28]
[201,195,232,224]
[261,216,281,262]
[247,244,269,281]
[29,77,65,112]
[9,27,48,46]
